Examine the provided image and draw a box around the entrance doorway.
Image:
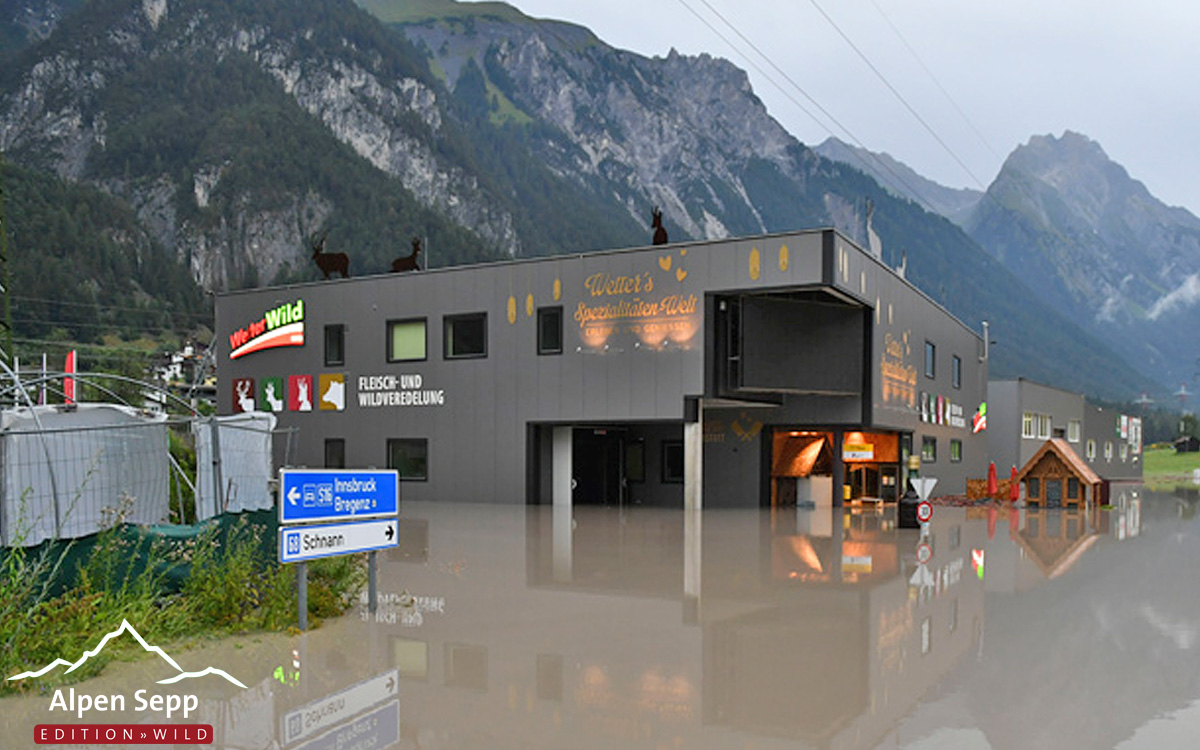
[572,429,625,505]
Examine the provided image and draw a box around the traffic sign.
[279,518,399,564]
[916,542,932,565]
[292,700,399,750]
[916,500,933,523]
[279,469,398,525]
[282,668,399,745]
[911,477,938,502]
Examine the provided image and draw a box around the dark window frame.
[921,435,937,464]
[324,438,346,469]
[387,317,428,363]
[951,354,961,389]
[324,324,345,366]
[950,438,963,463]
[1028,477,1040,498]
[537,306,563,356]
[925,341,936,379]
[387,437,429,482]
[662,440,685,484]
[444,312,488,359]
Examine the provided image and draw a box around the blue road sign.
[279,469,399,525]
[279,518,399,564]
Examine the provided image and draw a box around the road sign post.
[278,469,399,630]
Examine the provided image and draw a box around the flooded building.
[215,229,987,507]
[986,379,1142,486]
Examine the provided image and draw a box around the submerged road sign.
[279,469,398,525]
[279,518,398,564]
[282,668,399,745]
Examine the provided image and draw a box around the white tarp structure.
[193,412,276,520]
[0,404,170,547]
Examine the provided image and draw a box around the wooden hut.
[1016,438,1102,509]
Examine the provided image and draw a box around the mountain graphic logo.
[6,619,247,688]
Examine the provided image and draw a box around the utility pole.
[0,152,12,372]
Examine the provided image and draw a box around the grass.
[1142,445,1200,490]
[0,513,366,695]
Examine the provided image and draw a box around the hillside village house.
[216,229,988,508]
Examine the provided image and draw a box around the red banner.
[63,350,76,403]
[35,724,213,744]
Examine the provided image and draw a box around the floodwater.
[4,487,1200,749]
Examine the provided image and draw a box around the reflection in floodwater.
[6,487,1200,749]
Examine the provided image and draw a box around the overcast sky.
[498,0,1200,214]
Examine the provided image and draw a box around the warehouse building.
[216,229,988,508]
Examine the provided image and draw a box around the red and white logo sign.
[916,500,933,523]
[916,542,932,565]
[288,375,314,412]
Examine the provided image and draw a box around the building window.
[388,318,427,362]
[922,436,937,463]
[325,324,345,366]
[445,313,487,359]
[1068,419,1081,443]
[537,307,563,355]
[1022,412,1035,439]
[662,441,684,483]
[1068,477,1080,500]
[1037,414,1052,440]
[324,438,345,469]
[950,439,962,463]
[952,355,961,389]
[1120,443,1128,461]
[625,441,646,483]
[388,438,428,481]
[925,341,936,379]
[1027,477,1040,499]
[1086,439,1096,460]
[1105,441,1113,461]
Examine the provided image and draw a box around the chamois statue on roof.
[651,207,668,246]
[311,230,349,280]
[391,236,423,272]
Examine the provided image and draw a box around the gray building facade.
[987,379,1142,482]
[216,229,988,508]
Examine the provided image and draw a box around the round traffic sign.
[916,542,932,565]
[916,500,933,523]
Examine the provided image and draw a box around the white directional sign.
[279,518,398,564]
[282,668,400,745]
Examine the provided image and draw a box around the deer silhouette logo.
[235,380,255,413]
[311,230,349,280]
[651,207,668,246]
[391,237,423,272]
[264,380,283,412]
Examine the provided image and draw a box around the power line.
[867,0,1002,162]
[804,0,989,190]
[676,0,942,214]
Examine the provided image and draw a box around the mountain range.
[0,0,1174,402]
[818,132,1200,389]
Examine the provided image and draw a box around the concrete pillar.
[684,420,703,511]
[831,428,845,507]
[553,426,573,508]
[683,508,702,623]
[552,503,573,582]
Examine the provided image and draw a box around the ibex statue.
[391,236,423,272]
[651,207,668,246]
[311,230,349,280]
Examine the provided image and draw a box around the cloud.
[1148,274,1200,320]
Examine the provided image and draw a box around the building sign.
[880,331,917,408]
[356,374,446,408]
[233,378,255,413]
[920,391,966,429]
[288,375,314,411]
[574,252,700,350]
[319,374,346,411]
[844,443,874,460]
[229,300,305,359]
